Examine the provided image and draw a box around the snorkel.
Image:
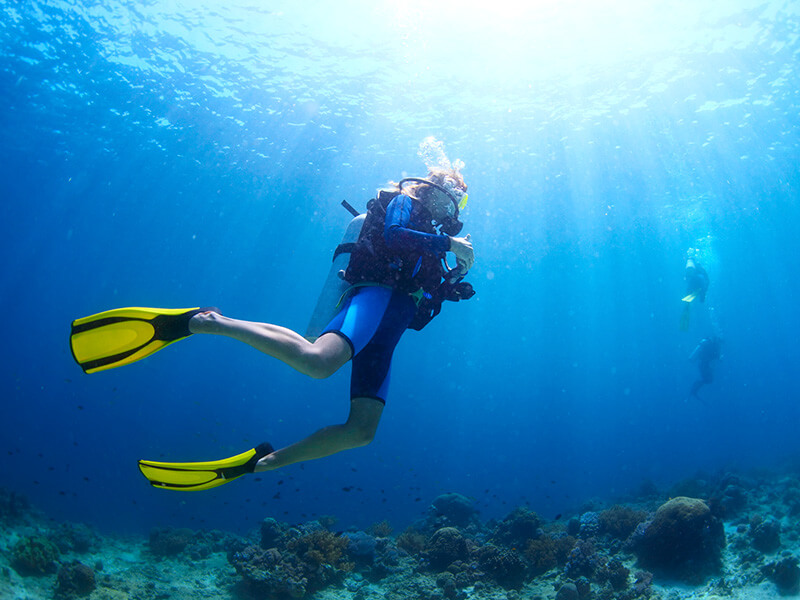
[398,177,468,236]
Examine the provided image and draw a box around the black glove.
[444,281,475,302]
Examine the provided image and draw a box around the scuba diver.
[679,251,710,331]
[69,165,476,491]
[689,335,722,398]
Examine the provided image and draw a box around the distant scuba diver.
[69,165,476,491]
[679,253,709,331]
[689,335,722,398]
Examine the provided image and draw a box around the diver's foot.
[254,452,280,473]
[189,309,225,334]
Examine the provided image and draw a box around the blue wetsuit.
[322,194,451,403]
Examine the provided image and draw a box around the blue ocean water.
[1,0,799,536]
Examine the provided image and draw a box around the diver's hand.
[449,234,474,272]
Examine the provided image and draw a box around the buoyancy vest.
[343,190,447,296]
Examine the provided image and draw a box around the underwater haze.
[2,0,800,536]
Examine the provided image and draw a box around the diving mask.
[398,177,467,236]
[444,181,469,212]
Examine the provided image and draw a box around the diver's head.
[427,167,467,214]
[398,168,468,235]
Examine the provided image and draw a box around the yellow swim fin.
[138,442,274,491]
[682,293,697,303]
[70,306,217,374]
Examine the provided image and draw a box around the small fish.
[554,514,562,521]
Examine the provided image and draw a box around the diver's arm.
[384,194,451,253]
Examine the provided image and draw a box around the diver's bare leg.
[190,312,350,378]
[253,398,383,471]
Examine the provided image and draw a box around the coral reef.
[7,467,800,600]
[763,556,800,595]
[631,496,725,582]
[597,505,647,540]
[564,538,600,579]
[491,507,542,547]
[749,515,781,553]
[524,534,575,575]
[229,543,310,599]
[286,529,352,571]
[709,473,749,518]
[396,527,427,556]
[11,535,60,576]
[424,527,469,570]
[597,556,630,590]
[55,561,95,598]
[369,519,394,538]
[555,581,579,600]
[148,526,195,556]
[228,525,358,599]
[429,493,479,528]
[343,530,377,564]
[261,516,289,549]
[148,526,234,559]
[630,569,655,598]
[51,523,100,554]
[577,511,600,538]
[475,544,527,589]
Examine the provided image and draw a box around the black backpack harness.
[333,191,474,331]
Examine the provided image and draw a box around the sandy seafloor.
[2,467,798,600]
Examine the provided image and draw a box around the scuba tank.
[304,202,364,341]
